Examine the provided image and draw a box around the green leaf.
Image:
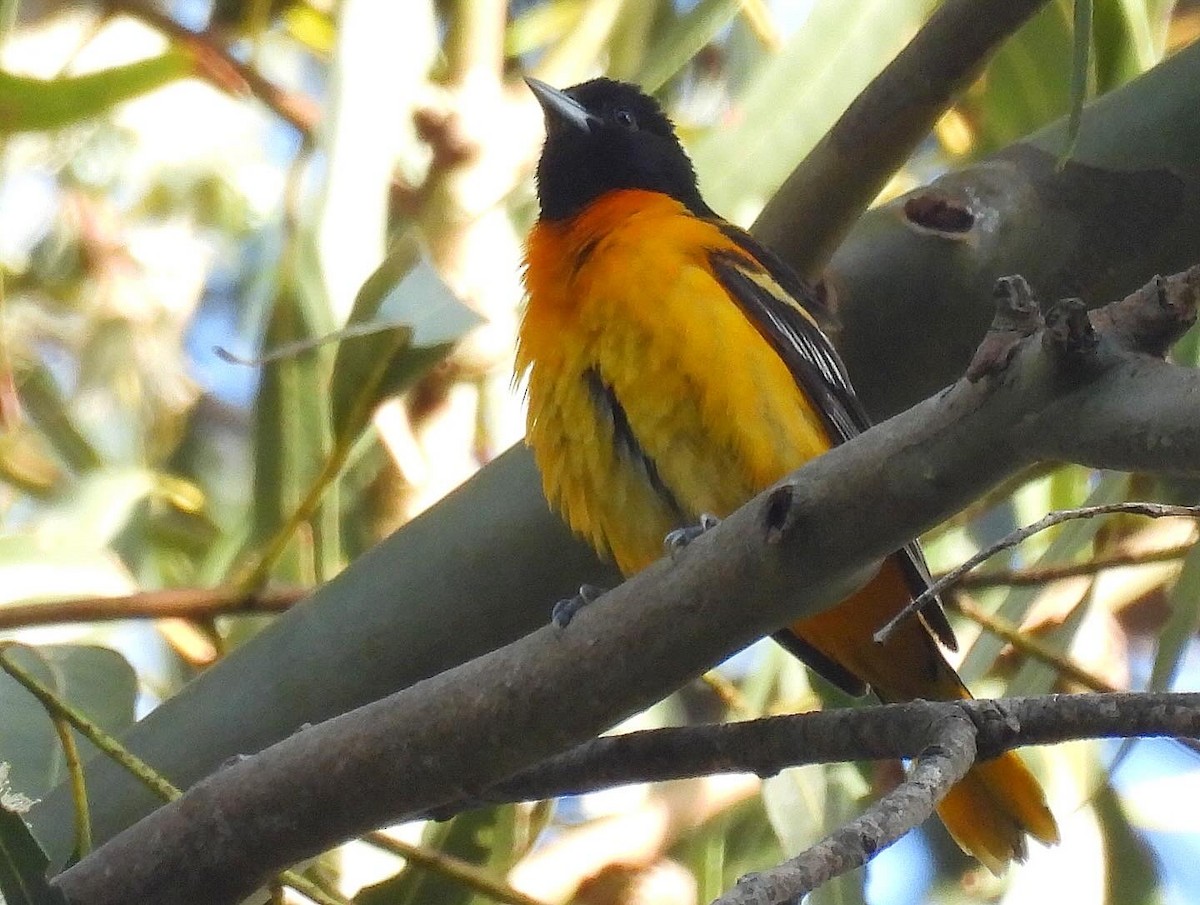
[690,0,938,220]
[605,0,661,83]
[1106,0,1175,79]
[0,803,65,905]
[1147,542,1200,692]
[671,794,782,904]
[247,258,334,579]
[960,0,1164,159]
[959,0,1075,155]
[36,468,159,551]
[762,765,826,857]
[506,0,587,57]
[1095,780,1165,905]
[0,645,137,801]
[634,0,740,93]
[1005,582,1095,696]
[1060,0,1094,166]
[0,51,194,135]
[356,806,519,905]
[0,431,65,498]
[328,235,478,449]
[14,361,102,474]
[762,763,867,905]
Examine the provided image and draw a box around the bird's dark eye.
[613,108,638,130]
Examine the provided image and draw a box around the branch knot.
[965,275,1043,382]
[1044,298,1099,360]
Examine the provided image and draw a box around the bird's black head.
[527,77,710,222]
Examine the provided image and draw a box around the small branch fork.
[420,694,1199,904]
[871,268,1200,644]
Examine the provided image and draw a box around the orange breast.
[519,190,833,573]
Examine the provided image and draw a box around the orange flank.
[519,76,1058,872]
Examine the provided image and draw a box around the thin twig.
[0,643,180,802]
[951,591,1117,692]
[50,714,92,857]
[100,0,318,135]
[955,541,1195,588]
[0,586,306,630]
[874,503,1200,645]
[365,831,551,905]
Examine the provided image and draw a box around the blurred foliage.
[0,799,65,905]
[0,1,1198,904]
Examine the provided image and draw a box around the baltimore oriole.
[517,76,1059,872]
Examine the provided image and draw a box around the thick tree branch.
[50,269,1200,903]
[827,40,1200,420]
[753,0,1052,278]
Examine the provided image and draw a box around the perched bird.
[517,76,1058,872]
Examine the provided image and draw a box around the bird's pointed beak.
[525,77,597,133]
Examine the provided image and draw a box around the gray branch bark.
[425,693,1200,816]
[50,269,1200,903]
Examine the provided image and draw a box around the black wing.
[708,222,957,662]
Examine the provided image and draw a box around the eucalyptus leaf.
[1147,542,1200,693]
[0,803,66,905]
[247,260,333,579]
[670,794,783,904]
[1095,779,1165,905]
[634,0,740,93]
[356,806,518,905]
[0,51,194,135]
[13,361,101,475]
[35,468,158,551]
[1060,0,1094,165]
[506,0,587,57]
[0,644,137,801]
[328,235,477,448]
[1005,581,1095,696]
[957,0,1163,159]
[762,763,867,905]
[762,765,826,857]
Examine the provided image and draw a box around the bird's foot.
[665,513,721,554]
[551,583,605,628]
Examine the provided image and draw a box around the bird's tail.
[789,558,1060,872]
[936,750,1061,874]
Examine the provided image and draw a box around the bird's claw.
[665,513,721,554]
[551,583,605,627]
